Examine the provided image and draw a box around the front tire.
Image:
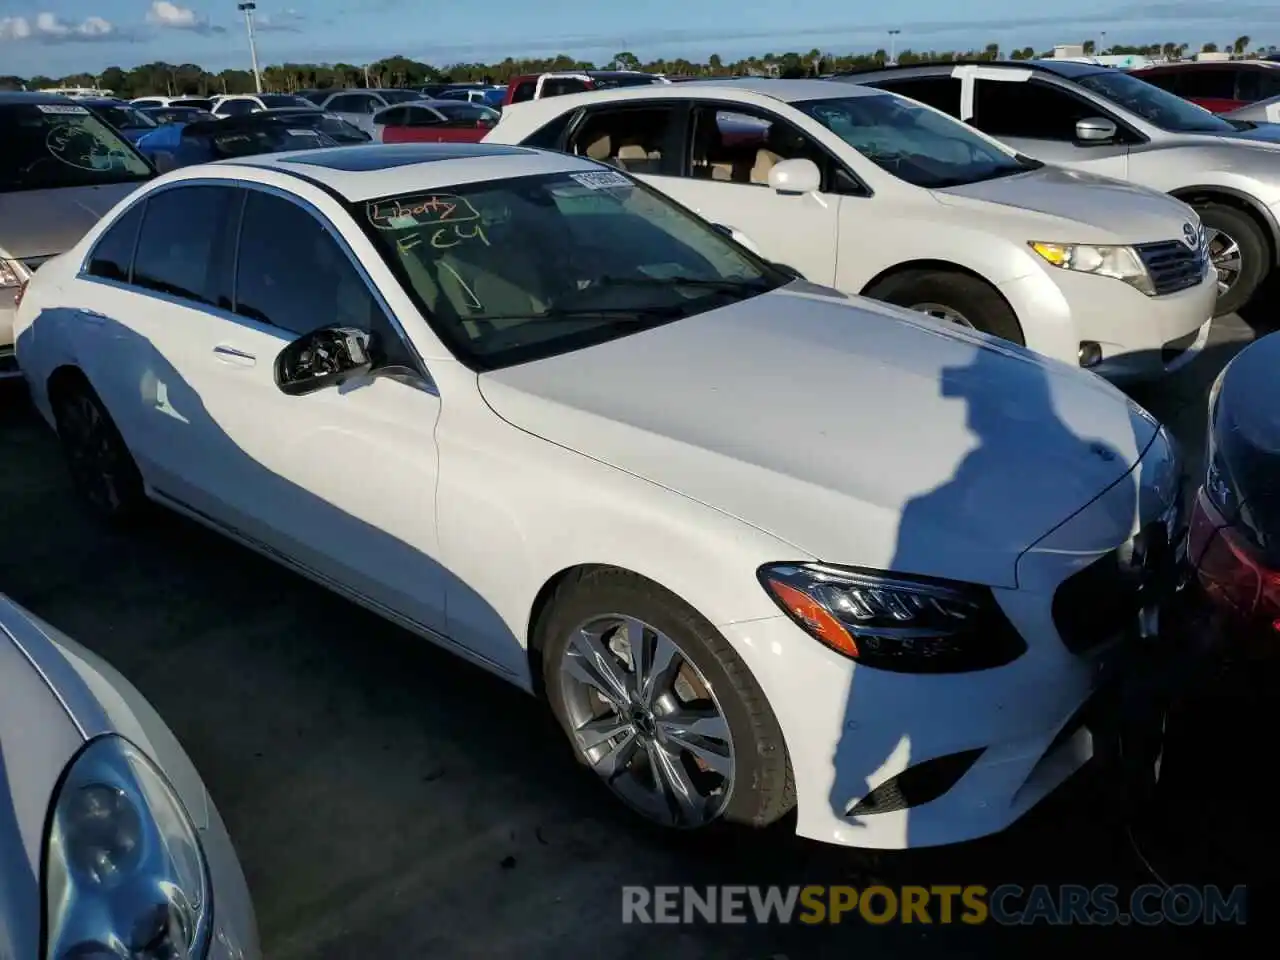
[538,568,793,831]
[864,269,1026,345]
[1195,202,1269,317]
[50,377,147,524]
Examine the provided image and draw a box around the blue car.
[134,113,340,171]
[77,97,161,143]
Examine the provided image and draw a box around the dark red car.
[1131,60,1280,113]
[371,100,500,144]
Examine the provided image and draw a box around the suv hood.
[479,285,1156,588]
[932,165,1194,243]
[0,182,142,260]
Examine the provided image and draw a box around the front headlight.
[758,563,1028,673]
[1029,241,1155,296]
[44,736,211,960]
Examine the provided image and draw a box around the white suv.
[486,79,1217,382]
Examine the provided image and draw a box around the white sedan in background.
[14,143,1178,850]
[486,79,1218,382]
[0,594,258,958]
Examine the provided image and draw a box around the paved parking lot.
[0,313,1259,958]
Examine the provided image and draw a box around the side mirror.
[274,326,376,397]
[1075,117,1117,143]
[767,157,821,195]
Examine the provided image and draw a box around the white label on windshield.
[37,104,89,115]
[569,170,632,190]
[287,129,320,136]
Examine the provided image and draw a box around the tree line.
[1,36,1272,98]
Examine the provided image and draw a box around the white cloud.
[0,12,118,43]
[257,8,305,32]
[146,1,226,35]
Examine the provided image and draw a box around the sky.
[1,0,1278,78]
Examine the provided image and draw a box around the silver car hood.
[0,182,141,260]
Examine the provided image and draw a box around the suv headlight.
[1029,241,1155,296]
[44,736,211,960]
[758,563,1027,673]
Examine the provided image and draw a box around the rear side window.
[521,111,576,149]
[872,76,962,117]
[235,190,383,336]
[1237,69,1280,102]
[133,185,236,304]
[510,81,536,103]
[86,201,145,282]
[1174,69,1236,100]
[542,78,589,98]
[218,98,257,116]
[971,79,1098,140]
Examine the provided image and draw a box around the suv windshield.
[797,95,1036,188]
[93,103,157,130]
[361,171,785,369]
[1076,70,1236,133]
[0,103,153,193]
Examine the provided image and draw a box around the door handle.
[212,344,256,366]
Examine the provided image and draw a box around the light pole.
[888,29,901,65]
[237,2,263,93]
[1099,31,1107,57]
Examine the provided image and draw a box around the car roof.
[203,143,608,201]
[0,91,79,106]
[838,58,1111,81]
[507,77,882,114]
[1135,59,1280,71]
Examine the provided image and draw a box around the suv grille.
[1135,239,1206,296]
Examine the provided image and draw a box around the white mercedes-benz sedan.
[12,143,1180,850]
[0,593,259,959]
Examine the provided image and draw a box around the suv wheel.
[51,378,147,523]
[865,269,1025,345]
[1196,203,1269,317]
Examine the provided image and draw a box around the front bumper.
[997,259,1217,383]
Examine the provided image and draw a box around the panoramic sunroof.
[282,143,533,171]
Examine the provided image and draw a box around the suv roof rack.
[831,59,1082,78]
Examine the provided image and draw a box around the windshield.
[361,171,784,369]
[311,114,369,141]
[379,90,425,104]
[1077,71,1236,133]
[94,104,157,130]
[796,95,1034,188]
[258,94,313,109]
[201,124,338,158]
[0,103,153,193]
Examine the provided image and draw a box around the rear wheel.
[865,269,1025,345]
[1194,202,1269,317]
[539,568,793,831]
[50,377,147,524]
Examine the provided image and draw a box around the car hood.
[0,182,141,260]
[478,284,1156,588]
[932,164,1195,243]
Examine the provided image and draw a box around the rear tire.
[1194,202,1269,317]
[50,376,147,525]
[865,269,1025,345]
[537,567,794,831]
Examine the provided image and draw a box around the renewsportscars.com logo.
[621,884,1248,926]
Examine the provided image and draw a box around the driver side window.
[971,79,1127,142]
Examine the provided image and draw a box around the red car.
[1131,61,1280,113]
[371,100,500,143]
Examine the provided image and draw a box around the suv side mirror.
[1075,117,1118,143]
[274,326,376,397]
[767,157,821,195]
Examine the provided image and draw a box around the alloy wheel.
[58,393,127,513]
[1206,228,1242,296]
[909,301,975,329]
[557,614,735,828]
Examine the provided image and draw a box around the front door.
[964,74,1132,179]
[176,186,449,638]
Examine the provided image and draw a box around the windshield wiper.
[465,304,688,324]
